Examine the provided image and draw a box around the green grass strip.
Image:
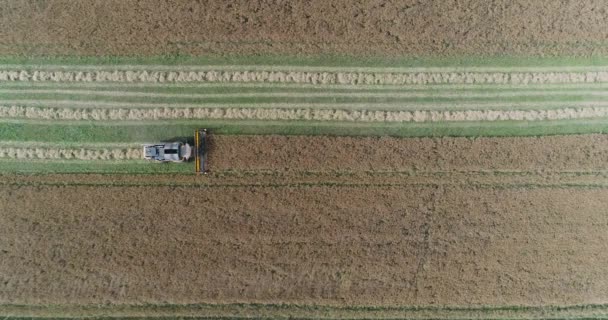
[2,55,608,68]
[0,91,604,109]
[1,119,608,144]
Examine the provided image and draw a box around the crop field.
[3,56,608,174]
[3,1,608,320]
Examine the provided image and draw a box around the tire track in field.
[3,105,608,122]
[3,69,608,85]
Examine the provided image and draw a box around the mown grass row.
[2,117,607,174]
[2,56,608,174]
[3,105,608,174]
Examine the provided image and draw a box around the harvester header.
[195,129,208,174]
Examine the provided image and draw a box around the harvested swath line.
[0,158,191,174]
[3,69,608,85]
[0,146,141,160]
[4,63,608,73]
[6,99,608,112]
[4,105,608,122]
[5,88,608,99]
[0,140,139,148]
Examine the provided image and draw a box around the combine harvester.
[142,129,208,174]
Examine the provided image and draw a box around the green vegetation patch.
[3,119,608,143]
[0,159,191,175]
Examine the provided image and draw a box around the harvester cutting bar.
[195,129,208,174]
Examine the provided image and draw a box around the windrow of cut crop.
[3,105,608,122]
[0,146,141,160]
[2,69,608,85]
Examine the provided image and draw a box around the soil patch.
[207,134,608,172]
[1,0,607,56]
[1,183,607,305]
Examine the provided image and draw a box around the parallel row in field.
[0,146,140,161]
[4,56,608,69]
[6,80,608,90]
[3,57,608,171]
[3,134,608,174]
[4,91,608,110]
[3,68,608,85]
[4,80,608,124]
[5,169,608,189]
[7,122,608,174]
[4,63,608,119]
[3,302,608,320]
[6,105,608,122]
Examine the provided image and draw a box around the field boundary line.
[3,54,608,69]
[2,314,608,320]
[3,302,608,311]
[5,64,608,73]
[5,168,608,177]
[3,180,608,189]
[0,303,607,320]
[6,99,608,111]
